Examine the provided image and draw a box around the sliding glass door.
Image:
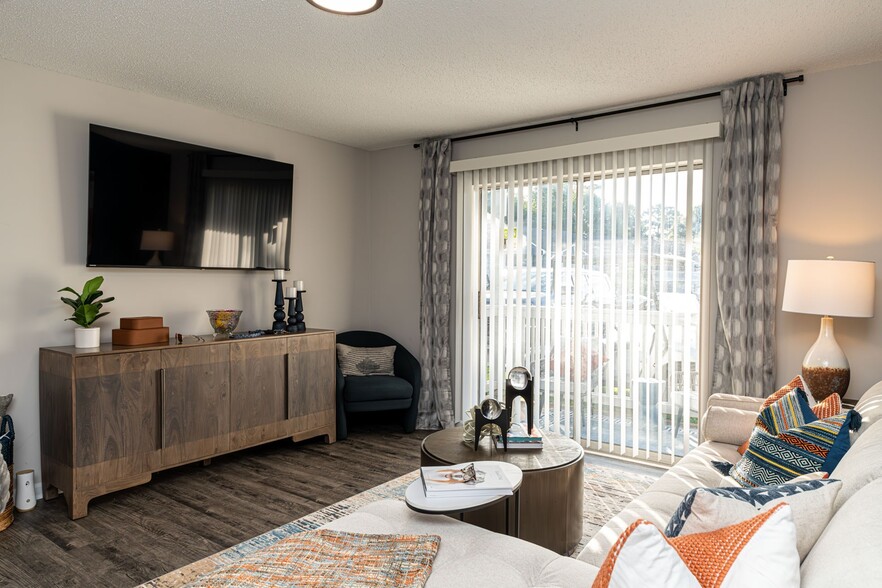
[462,139,713,463]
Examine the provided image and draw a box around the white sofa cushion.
[801,477,882,587]
[853,380,882,443]
[577,441,742,567]
[702,406,761,446]
[323,499,598,587]
[829,418,882,510]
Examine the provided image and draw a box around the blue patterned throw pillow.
[722,410,861,488]
[755,387,816,435]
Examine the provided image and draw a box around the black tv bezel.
[86,124,293,271]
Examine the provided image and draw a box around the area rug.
[141,461,658,587]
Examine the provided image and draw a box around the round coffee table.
[405,461,523,537]
[420,427,584,554]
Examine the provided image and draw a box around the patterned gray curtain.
[712,74,784,397]
[417,139,455,429]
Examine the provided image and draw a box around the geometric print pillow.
[592,504,800,588]
[737,384,843,455]
[726,410,862,488]
[336,343,396,376]
[664,480,842,561]
[755,387,816,435]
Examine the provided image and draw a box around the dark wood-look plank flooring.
[0,423,430,588]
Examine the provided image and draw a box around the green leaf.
[60,296,79,310]
[58,286,81,297]
[93,312,109,322]
[81,276,104,301]
[73,304,99,328]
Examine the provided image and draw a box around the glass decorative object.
[206,309,242,336]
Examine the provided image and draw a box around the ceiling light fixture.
[306,0,382,15]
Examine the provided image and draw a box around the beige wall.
[365,146,423,355]
[0,59,370,492]
[778,60,882,399]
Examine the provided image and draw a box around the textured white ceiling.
[1,1,881,150]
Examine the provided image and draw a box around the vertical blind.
[458,137,714,463]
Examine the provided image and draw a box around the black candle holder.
[272,279,287,333]
[285,296,298,333]
[293,290,307,333]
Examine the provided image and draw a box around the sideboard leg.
[43,485,60,501]
[68,493,90,520]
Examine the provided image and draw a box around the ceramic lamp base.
[801,365,850,402]
[801,316,850,401]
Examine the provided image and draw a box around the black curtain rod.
[412,75,804,149]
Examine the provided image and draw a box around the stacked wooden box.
[112,316,170,346]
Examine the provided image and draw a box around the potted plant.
[59,276,114,348]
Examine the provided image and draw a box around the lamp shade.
[782,259,875,318]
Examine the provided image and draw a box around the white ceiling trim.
[449,122,722,173]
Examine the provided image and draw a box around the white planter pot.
[74,326,101,348]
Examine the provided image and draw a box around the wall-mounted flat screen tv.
[87,124,293,270]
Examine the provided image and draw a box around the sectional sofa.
[325,380,882,586]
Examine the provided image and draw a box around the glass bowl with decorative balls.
[206,309,243,337]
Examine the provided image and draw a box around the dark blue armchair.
[336,331,422,440]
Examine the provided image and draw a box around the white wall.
[778,60,882,399]
[0,58,371,490]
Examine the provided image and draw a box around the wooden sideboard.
[39,329,336,519]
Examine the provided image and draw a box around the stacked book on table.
[420,462,513,498]
[495,423,544,449]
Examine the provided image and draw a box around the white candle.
[285,287,297,298]
[294,280,304,290]
[274,269,285,280]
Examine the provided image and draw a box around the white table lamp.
[782,258,875,400]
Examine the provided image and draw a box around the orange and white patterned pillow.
[811,393,843,419]
[592,503,799,588]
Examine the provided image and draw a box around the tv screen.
[87,124,293,270]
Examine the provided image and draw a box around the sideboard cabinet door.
[288,331,335,441]
[74,351,162,490]
[230,338,288,449]
[160,345,230,466]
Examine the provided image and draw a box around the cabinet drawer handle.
[284,353,290,420]
[159,368,166,449]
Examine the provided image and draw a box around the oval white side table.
[405,461,523,537]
